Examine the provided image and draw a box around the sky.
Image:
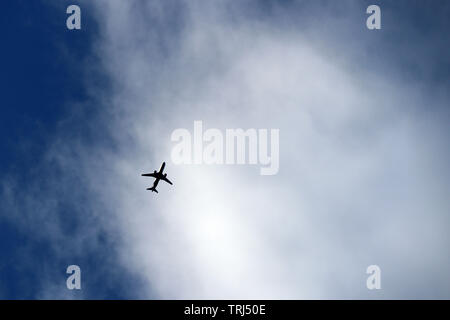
[0,0,449,299]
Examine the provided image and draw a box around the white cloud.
[80,0,450,299]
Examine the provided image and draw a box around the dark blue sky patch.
[0,1,145,299]
[0,0,105,172]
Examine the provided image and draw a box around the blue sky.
[0,1,144,299]
[1,0,449,299]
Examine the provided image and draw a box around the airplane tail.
[147,187,158,193]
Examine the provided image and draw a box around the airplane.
[141,162,173,193]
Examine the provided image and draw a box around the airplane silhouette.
[141,162,173,193]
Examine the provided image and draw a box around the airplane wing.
[161,176,173,185]
[141,173,157,178]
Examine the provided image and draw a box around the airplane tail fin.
[147,187,158,193]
